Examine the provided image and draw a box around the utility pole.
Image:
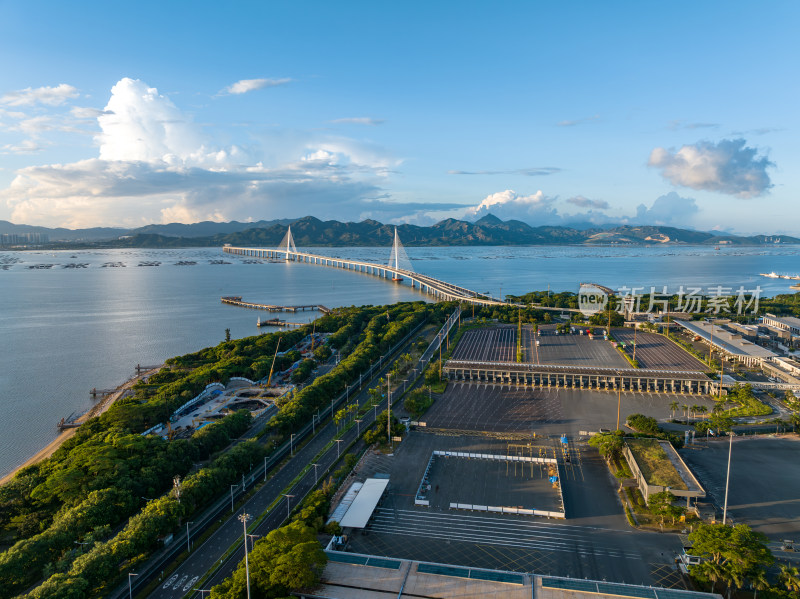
[723,432,734,525]
[633,324,637,365]
[709,321,714,368]
[616,384,622,431]
[312,462,319,482]
[239,513,251,599]
[439,331,443,380]
[387,373,392,448]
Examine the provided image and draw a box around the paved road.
[148,349,421,598]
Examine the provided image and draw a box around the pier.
[256,318,305,328]
[221,296,330,314]
[57,413,83,431]
[89,387,115,398]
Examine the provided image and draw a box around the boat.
[760,272,780,278]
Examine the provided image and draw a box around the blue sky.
[0,1,797,234]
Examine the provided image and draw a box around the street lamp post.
[186,521,194,553]
[290,433,295,456]
[230,484,237,512]
[264,456,268,482]
[373,403,379,421]
[722,431,734,525]
[335,438,343,458]
[128,573,138,599]
[355,419,362,436]
[282,494,295,519]
[238,513,251,599]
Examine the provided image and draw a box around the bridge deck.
[222,245,577,311]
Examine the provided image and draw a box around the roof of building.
[339,478,389,529]
[762,314,800,329]
[316,553,723,599]
[676,320,777,360]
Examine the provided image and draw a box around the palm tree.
[697,405,709,420]
[683,404,689,423]
[750,569,769,599]
[780,564,800,593]
[670,401,679,420]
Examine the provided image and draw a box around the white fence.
[448,502,563,519]
[433,450,556,465]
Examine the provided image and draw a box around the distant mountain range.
[2,215,798,247]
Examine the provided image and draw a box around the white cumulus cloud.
[96,78,206,164]
[469,190,557,222]
[648,138,773,198]
[0,77,397,228]
[224,78,291,95]
[0,84,79,106]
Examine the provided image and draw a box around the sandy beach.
[0,364,164,486]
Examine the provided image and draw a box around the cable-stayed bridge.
[222,226,508,306]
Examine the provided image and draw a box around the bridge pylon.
[277,225,297,259]
[387,227,414,274]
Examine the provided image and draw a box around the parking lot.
[679,436,800,543]
[452,326,517,362]
[422,451,563,514]
[345,431,685,585]
[423,383,717,436]
[522,326,630,368]
[612,329,706,371]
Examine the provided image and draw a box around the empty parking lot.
[612,329,706,371]
[452,326,517,362]
[345,432,684,585]
[679,436,800,542]
[423,382,717,436]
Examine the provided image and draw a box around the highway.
[120,313,453,599]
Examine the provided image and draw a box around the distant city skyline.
[0,1,797,234]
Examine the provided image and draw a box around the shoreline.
[0,364,164,486]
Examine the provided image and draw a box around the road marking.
[173,574,187,590]
[183,576,198,592]
[162,574,178,589]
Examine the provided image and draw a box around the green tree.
[588,432,623,462]
[688,523,773,597]
[669,401,679,420]
[209,521,326,598]
[225,328,231,342]
[647,490,683,525]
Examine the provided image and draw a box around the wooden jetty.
[57,412,82,431]
[221,296,330,314]
[90,387,115,398]
[256,317,305,328]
